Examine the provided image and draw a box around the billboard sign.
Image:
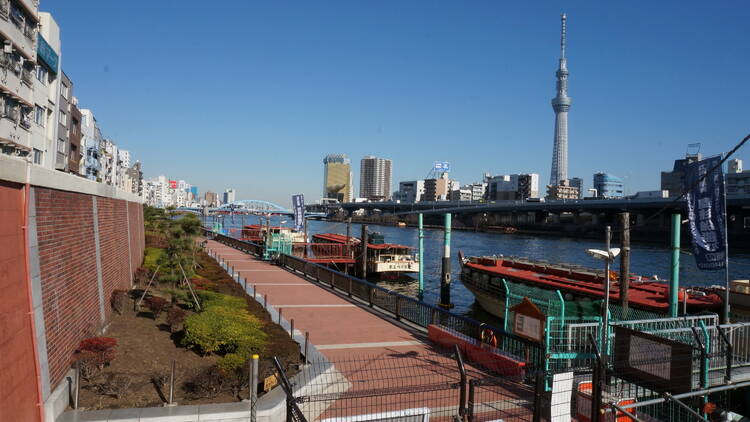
[685,156,726,270]
[169,180,177,189]
[37,34,59,74]
[433,161,451,172]
[292,194,305,232]
[613,326,693,394]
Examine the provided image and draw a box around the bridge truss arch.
[218,199,290,213]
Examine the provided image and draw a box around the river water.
[205,214,750,323]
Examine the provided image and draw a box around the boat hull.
[370,261,420,273]
[462,280,507,320]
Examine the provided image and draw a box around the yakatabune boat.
[312,233,419,275]
[460,255,723,318]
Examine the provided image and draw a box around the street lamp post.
[585,226,620,356]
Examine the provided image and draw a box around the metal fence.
[275,252,546,374]
[275,349,544,422]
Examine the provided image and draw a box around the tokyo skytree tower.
[550,13,572,185]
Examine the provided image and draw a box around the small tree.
[166,307,187,332]
[76,337,117,380]
[145,296,169,319]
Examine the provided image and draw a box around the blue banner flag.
[292,194,305,232]
[685,156,726,270]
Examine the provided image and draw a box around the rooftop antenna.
[686,142,701,158]
[560,13,567,60]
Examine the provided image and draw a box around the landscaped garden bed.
[73,209,299,410]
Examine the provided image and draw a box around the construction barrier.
[576,381,635,422]
[428,324,526,377]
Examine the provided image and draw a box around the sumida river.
[205,214,750,324]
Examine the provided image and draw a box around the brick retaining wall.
[33,187,145,405]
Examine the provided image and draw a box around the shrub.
[145,296,169,319]
[166,307,187,332]
[183,366,229,399]
[134,267,151,285]
[110,289,128,315]
[77,337,117,375]
[192,278,216,291]
[217,352,248,373]
[96,374,132,399]
[197,290,246,310]
[182,303,266,356]
[144,247,165,271]
[217,354,251,397]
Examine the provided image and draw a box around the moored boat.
[460,255,723,319]
[312,232,420,277]
[240,224,306,244]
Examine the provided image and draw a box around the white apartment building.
[79,108,102,179]
[100,138,118,186]
[118,149,130,168]
[0,1,41,162]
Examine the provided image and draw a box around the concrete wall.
[0,155,145,422]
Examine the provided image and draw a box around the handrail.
[204,227,545,372]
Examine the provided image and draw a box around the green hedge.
[182,292,266,371]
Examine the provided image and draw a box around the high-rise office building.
[359,156,392,201]
[323,154,353,203]
[550,14,572,186]
[223,188,236,205]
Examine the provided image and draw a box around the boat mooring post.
[359,224,368,279]
[346,217,352,258]
[440,213,453,309]
[669,213,681,318]
[418,213,425,298]
[620,212,630,317]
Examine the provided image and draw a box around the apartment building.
[360,156,392,201]
[0,0,40,161]
[79,108,102,179]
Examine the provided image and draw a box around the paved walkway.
[204,238,536,421]
[206,239,434,358]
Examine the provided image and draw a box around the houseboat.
[240,224,306,244]
[312,233,419,277]
[460,255,724,318]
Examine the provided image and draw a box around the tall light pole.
[586,226,620,355]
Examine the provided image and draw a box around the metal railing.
[276,252,545,372]
[204,228,545,373]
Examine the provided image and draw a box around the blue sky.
[44,1,749,206]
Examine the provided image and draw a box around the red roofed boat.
[460,256,723,318]
[312,232,419,276]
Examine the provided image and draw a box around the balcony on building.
[0,0,38,62]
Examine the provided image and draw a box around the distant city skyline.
[44,1,750,206]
